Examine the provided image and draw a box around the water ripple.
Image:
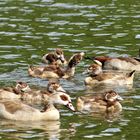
[54,13,82,17]
[102,128,121,133]
[51,3,97,9]
[50,20,69,25]
[0,0,140,140]
[47,32,73,37]
[0,54,21,59]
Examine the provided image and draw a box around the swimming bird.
[28,52,85,79]
[0,91,75,121]
[86,55,140,71]
[84,60,135,86]
[77,90,123,114]
[0,80,66,104]
[0,81,31,100]
[21,79,66,103]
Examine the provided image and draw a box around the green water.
[0,0,140,139]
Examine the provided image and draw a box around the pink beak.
[66,102,75,112]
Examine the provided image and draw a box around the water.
[0,0,140,139]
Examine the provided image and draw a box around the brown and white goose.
[28,52,85,79]
[0,91,75,121]
[84,60,135,86]
[89,55,140,71]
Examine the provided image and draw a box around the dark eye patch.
[51,82,56,85]
[56,49,63,55]
[56,52,60,55]
[60,95,68,101]
[18,82,23,85]
[109,90,117,96]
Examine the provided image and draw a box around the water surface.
[0,0,140,139]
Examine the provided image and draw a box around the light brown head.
[47,79,66,93]
[104,90,123,102]
[55,48,66,63]
[42,48,66,64]
[15,81,31,93]
[87,63,102,75]
[68,52,85,68]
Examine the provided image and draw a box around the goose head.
[49,92,75,112]
[104,90,123,102]
[68,52,85,68]
[55,48,66,64]
[47,79,66,93]
[88,64,102,75]
[15,81,31,93]
[42,48,66,65]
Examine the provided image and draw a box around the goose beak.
[60,55,65,63]
[66,102,75,112]
[117,95,123,101]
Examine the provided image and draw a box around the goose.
[77,90,123,114]
[84,60,135,86]
[86,55,140,71]
[0,91,75,121]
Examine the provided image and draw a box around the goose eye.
[56,51,62,55]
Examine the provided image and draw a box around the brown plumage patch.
[56,67,65,77]
[95,56,111,63]
[29,66,44,75]
[60,95,68,101]
[46,53,58,63]
[3,87,13,92]
[118,57,139,65]
[42,65,64,77]
[1,101,23,114]
[34,69,43,75]
[91,73,114,81]
[43,65,58,71]
[3,87,21,95]
[74,54,82,62]
[68,53,83,68]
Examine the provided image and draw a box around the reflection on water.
[0,0,140,139]
[0,119,60,139]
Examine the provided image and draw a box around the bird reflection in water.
[0,119,60,140]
